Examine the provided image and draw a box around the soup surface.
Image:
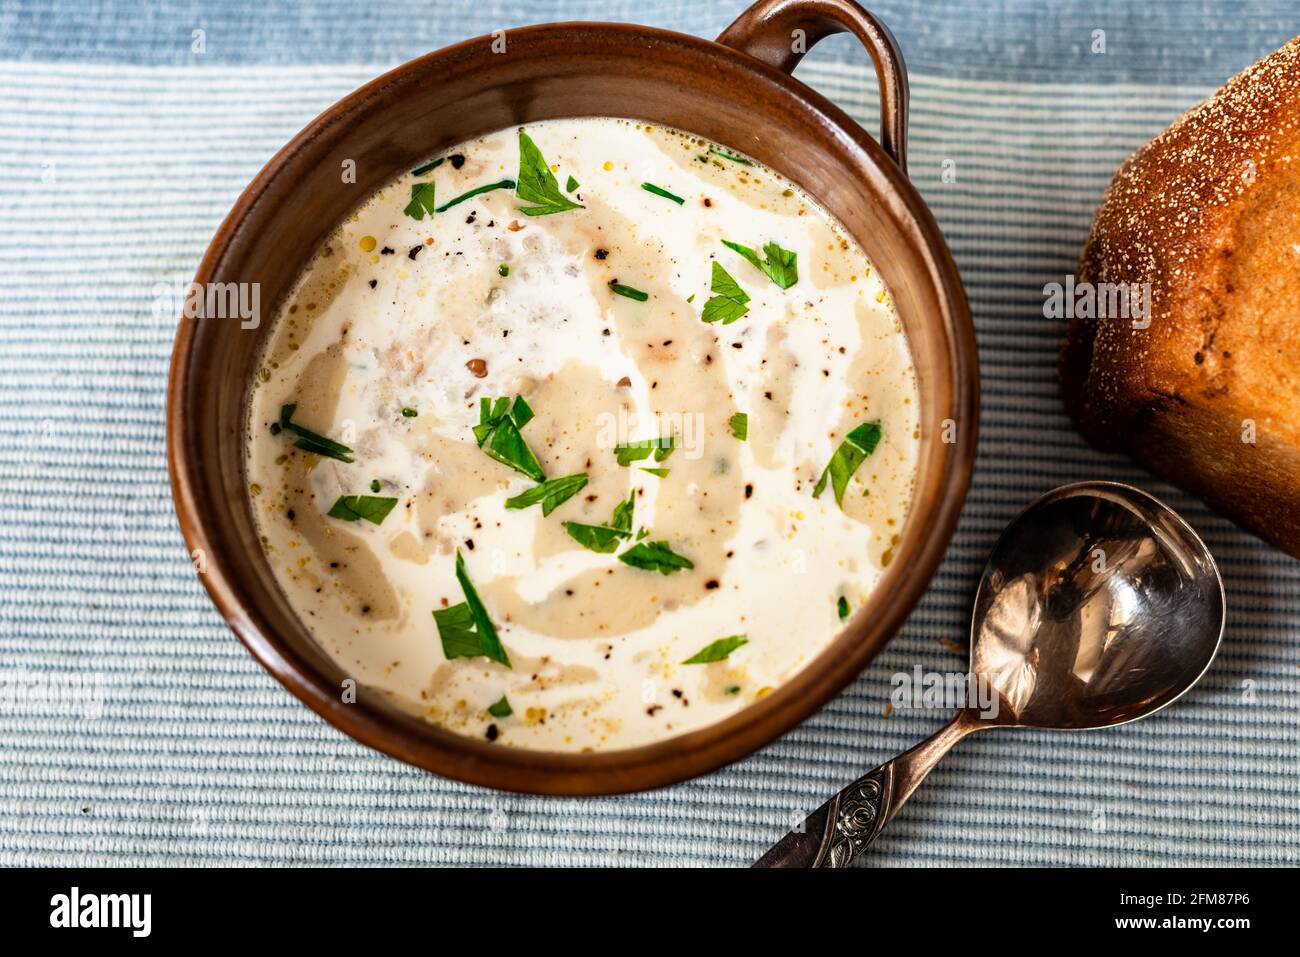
[245,118,919,751]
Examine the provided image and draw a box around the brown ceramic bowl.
[167,0,978,795]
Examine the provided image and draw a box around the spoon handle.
[754,710,981,867]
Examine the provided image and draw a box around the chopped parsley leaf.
[516,131,584,216]
[472,395,544,482]
[432,549,510,667]
[505,473,589,517]
[403,181,438,220]
[327,494,399,525]
[614,436,675,466]
[729,412,748,440]
[563,490,635,553]
[701,261,750,325]
[683,634,748,664]
[618,539,694,574]
[813,421,883,507]
[722,239,798,289]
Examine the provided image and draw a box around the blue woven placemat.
[1,1,1297,866]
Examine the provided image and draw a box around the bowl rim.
[167,19,979,796]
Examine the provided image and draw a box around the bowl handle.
[716,0,909,172]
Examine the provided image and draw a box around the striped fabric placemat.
[0,53,1296,866]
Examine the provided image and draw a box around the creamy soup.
[245,118,919,752]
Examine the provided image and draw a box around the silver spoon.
[755,481,1225,868]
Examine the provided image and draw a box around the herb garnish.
[487,695,513,718]
[436,178,517,213]
[683,634,748,664]
[505,473,589,517]
[473,396,545,482]
[566,174,579,192]
[813,421,883,507]
[614,436,675,466]
[403,181,438,220]
[618,539,694,574]
[278,404,355,463]
[641,182,685,205]
[838,596,851,621]
[516,132,584,216]
[401,407,418,417]
[370,479,382,493]
[498,264,509,277]
[609,281,649,302]
[708,148,752,166]
[411,158,444,176]
[729,412,748,440]
[327,494,399,525]
[722,239,798,289]
[433,549,510,667]
[641,467,670,478]
[701,261,750,325]
[563,490,635,553]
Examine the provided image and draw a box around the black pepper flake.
[269,422,282,435]
[671,689,683,698]
[286,509,296,520]
[705,579,719,589]
[594,248,609,260]
[450,153,466,169]
[408,245,422,260]
[485,723,499,741]
[744,484,753,499]
[361,605,371,615]
[380,246,394,255]
[465,538,475,550]
[368,279,377,289]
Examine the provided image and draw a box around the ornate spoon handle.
[754,710,981,868]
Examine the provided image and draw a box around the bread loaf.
[1061,37,1300,559]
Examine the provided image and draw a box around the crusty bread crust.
[1061,36,1300,559]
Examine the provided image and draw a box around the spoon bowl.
[972,481,1225,730]
[756,481,1225,867]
